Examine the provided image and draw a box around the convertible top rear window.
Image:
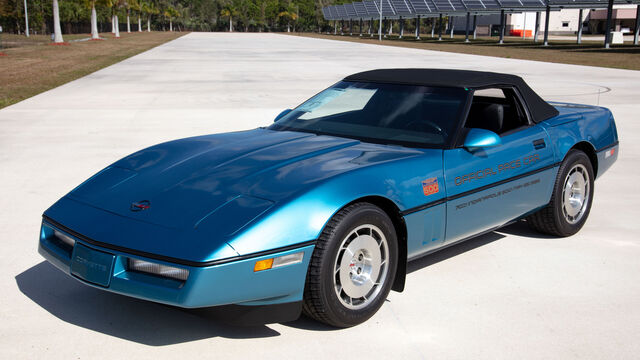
[269,81,469,148]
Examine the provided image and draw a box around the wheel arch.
[570,141,598,177]
[342,195,407,293]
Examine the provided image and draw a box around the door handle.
[533,139,546,150]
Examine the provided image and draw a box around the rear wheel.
[303,203,398,327]
[527,150,594,236]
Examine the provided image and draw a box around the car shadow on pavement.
[495,220,558,239]
[407,230,507,274]
[15,261,281,345]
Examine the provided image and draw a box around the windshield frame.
[269,81,472,149]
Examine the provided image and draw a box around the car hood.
[65,128,422,233]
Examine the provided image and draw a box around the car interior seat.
[466,103,504,134]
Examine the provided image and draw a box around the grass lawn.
[0,31,185,109]
[291,33,640,71]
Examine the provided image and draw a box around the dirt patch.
[0,32,185,109]
[289,33,640,71]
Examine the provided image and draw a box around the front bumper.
[38,219,314,308]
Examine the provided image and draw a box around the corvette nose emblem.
[130,200,151,211]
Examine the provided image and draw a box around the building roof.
[344,69,559,123]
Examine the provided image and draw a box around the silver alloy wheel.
[333,224,389,310]
[561,164,590,225]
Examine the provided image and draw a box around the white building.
[453,5,638,36]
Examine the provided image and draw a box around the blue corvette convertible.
[39,69,618,327]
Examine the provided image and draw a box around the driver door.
[443,88,555,243]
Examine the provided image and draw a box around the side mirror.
[463,128,501,151]
[274,109,292,122]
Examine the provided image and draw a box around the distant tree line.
[0,0,345,34]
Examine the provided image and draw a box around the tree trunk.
[91,5,99,39]
[52,0,63,43]
[127,10,131,32]
[138,15,142,32]
[229,16,233,32]
[111,14,115,33]
[169,19,173,32]
[115,15,120,37]
[147,17,151,32]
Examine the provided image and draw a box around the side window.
[465,87,529,135]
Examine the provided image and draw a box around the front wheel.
[527,150,594,237]
[303,203,398,327]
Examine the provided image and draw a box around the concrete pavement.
[1,32,639,359]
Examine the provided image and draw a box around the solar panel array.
[363,0,380,16]
[461,0,500,11]
[407,0,433,13]
[345,3,358,17]
[328,5,339,19]
[353,2,369,16]
[338,4,349,19]
[322,0,640,19]
[390,0,413,15]
[322,6,332,20]
[381,0,397,16]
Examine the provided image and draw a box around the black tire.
[302,203,398,327]
[527,150,594,237]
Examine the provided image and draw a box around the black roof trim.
[344,69,559,124]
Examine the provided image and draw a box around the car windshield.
[269,81,469,148]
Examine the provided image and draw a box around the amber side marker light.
[253,252,304,272]
[254,258,274,272]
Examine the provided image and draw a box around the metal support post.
[450,16,454,38]
[543,6,550,46]
[465,12,470,42]
[499,10,505,44]
[473,15,477,39]
[634,5,640,45]
[577,8,583,44]
[534,11,540,42]
[604,0,614,48]
[24,0,30,37]
[431,18,435,37]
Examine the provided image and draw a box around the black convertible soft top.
[344,69,559,124]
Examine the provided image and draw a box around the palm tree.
[220,3,238,32]
[164,6,178,32]
[106,0,123,37]
[145,2,158,32]
[125,1,131,33]
[83,0,100,39]
[278,4,298,33]
[106,0,115,33]
[52,0,63,43]
[131,0,142,32]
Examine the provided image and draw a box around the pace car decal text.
[455,178,541,210]
[454,154,540,186]
[422,177,439,196]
